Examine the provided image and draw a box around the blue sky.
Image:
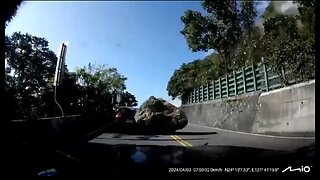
[5,1,270,106]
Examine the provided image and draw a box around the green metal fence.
[183,63,302,105]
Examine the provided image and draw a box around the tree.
[265,38,314,85]
[197,53,225,83]
[5,32,57,119]
[180,0,257,71]
[234,0,258,66]
[294,0,315,8]
[293,0,315,40]
[167,60,202,100]
[75,63,127,92]
[240,0,256,31]
[73,63,128,115]
[5,31,137,120]
[264,15,300,40]
[167,53,223,100]
[169,0,259,100]
[5,0,23,27]
[263,12,314,85]
[119,91,138,107]
[232,26,264,68]
[5,67,19,120]
[169,0,315,101]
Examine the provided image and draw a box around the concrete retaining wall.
[252,80,315,135]
[181,92,261,133]
[181,80,315,136]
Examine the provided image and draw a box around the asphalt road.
[89,123,315,151]
[9,123,315,176]
[13,123,314,176]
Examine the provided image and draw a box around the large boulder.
[136,96,188,132]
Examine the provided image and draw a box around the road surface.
[16,123,314,176]
[90,123,315,151]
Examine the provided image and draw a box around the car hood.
[10,142,315,176]
[34,142,315,176]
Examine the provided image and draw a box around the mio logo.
[282,166,312,173]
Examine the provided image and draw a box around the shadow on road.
[129,138,209,141]
[95,137,209,141]
[174,131,217,135]
[137,135,159,140]
[105,129,175,135]
[104,131,218,136]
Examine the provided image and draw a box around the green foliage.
[200,53,225,81]
[294,0,315,40]
[72,63,130,115]
[261,0,315,85]
[233,26,263,68]
[5,32,137,120]
[240,0,256,30]
[168,0,315,100]
[5,32,58,119]
[75,63,127,93]
[266,37,315,85]
[180,0,244,70]
[293,0,315,7]
[264,13,315,85]
[233,0,259,67]
[167,54,223,99]
[263,14,300,40]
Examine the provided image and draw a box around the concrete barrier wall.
[181,92,261,133]
[252,80,315,135]
[181,80,315,136]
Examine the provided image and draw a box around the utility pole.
[53,42,68,117]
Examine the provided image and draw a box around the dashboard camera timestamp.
[168,168,223,173]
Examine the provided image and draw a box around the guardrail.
[182,63,304,104]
